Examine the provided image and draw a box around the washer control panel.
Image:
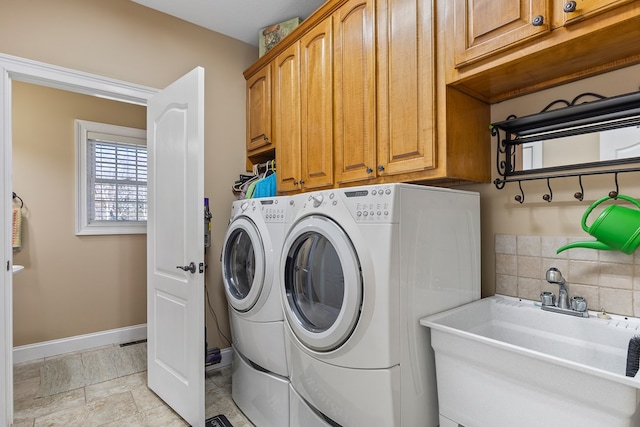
[304,185,397,223]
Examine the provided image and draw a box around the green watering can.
[557,194,640,255]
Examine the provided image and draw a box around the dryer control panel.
[259,199,289,223]
[298,185,400,223]
[300,185,394,224]
[343,185,396,223]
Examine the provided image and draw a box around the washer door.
[282,215,362,352]
[222,216,266,312]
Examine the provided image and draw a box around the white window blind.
[87,136,147,222]
[76,120,147,235]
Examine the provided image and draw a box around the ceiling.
[131,0,326,47]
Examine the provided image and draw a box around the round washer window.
[286,232,345,333]
[222,217,266,312]
[224,228,256,300]
[282,215,362,351]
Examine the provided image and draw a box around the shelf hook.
[514,180,525,204]
[543,178,553,202]
[574,175,584,201]
[609,172,620,199]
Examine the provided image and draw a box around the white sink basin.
[12,265,24,275]
[421,295,640,427]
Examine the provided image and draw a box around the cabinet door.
[376,0,435,176]
[334,0,377,184]
[273,43,302,193]
[246,65,273,152]
[300,18,334,190]
[454,0,550,67]
[554,0,635,26]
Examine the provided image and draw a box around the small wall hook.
[12,192,24,208]
[609,172,619,199]
[574,175,584,201]
[542,178,553,202]
[514,180,525,204]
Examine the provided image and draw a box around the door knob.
[176,262,196,273]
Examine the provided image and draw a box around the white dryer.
[280,183,481,427]
[221,196,294,427]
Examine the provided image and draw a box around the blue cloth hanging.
[252,173,276,198]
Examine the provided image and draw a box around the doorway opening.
[0,52,156,425]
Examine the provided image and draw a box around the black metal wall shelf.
[496,167,640,204]
[491,90,640,203]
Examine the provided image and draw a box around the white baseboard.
[13,324,234,370]
[13,324,147,364]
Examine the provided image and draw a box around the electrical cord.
[205,279,232,347]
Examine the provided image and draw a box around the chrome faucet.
[541,267,588,318]
[546,267,569,309]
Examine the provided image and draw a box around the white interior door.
[147,67,205,427]
[599,126,640,160]
[521,141,543,170]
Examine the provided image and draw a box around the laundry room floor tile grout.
[12,343,254,427]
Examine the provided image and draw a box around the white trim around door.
[0,52,158,425]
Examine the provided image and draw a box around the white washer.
[289,384,333,427]
[280,183,481,426]
[221,196,295,426]
[231,347,289,427]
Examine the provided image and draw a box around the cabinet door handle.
[377,165,385,172]
[532,15,544,26]
[299,180,305,186]
[263,135,270,143]
[563,1,577,13]
[366,167,373,174]
[293,180,299,186]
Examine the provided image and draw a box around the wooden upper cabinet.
[454,0,550,67]
[444,0,640,102]
[273,20,334,194]
[334,0,377,184]
[553,0,636,27]
[376,0,436,176]
[299,18,334,190]
[273,43,302,193]
[245,0,493,189]
[246,65,272,153]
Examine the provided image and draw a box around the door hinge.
[6,261,9,272]
[199,262,206,273]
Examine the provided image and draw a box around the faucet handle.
[540,291,556,306]
[571,296,587,312]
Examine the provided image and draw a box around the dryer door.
[282,215,362,352]
[222,216,266,312]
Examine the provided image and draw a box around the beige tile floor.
[12,343,254,427]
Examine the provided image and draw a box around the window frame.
[75,119,147,235]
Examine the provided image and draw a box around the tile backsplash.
[495,234,640,317]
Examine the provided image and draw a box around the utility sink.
[420,295,640,427]
[12,265,24,275]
